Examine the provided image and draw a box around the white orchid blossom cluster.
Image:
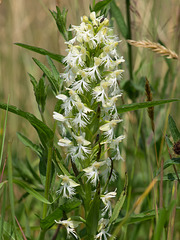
[53,11,125,239]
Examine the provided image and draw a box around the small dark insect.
[173,140,180,155]
[100,17,105,23]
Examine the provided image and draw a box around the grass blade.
[13,179,51,204]
[8,142,17,239]
[110,1,128,39]
[0,96,9,168]
[109,172,128,225]
[0,184,7,239]
[117,98,179,113]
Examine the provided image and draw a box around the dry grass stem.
[127,39,178,59]
[145,78,154,132]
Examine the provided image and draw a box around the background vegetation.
[0,0,179,239]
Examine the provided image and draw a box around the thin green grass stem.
[0,184,6,239]
[124,111,143,239]
[0,95,9,168]
[158,72,177,164]
[8,142,17,240]
[126,110,143,216]
[125,0,133,81]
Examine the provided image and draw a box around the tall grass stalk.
[125,0,133,81]
[0,96,9,168]
[7,142,17,240]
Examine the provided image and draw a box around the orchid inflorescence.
[53,11,125,239]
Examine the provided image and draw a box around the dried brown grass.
[127,39,178,59]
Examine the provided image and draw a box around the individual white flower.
[95,218,113,240]
[55,218,81,239]
[60,66,77,86]
[73,101,93,128]
[83,161,105,185]
[56,89,80,116]
[63,45,86,67]
[56,175,79,198]
[99,51,114,70]
[105,69,124,95]
[72,133,91,146]
[84,57,102,80]
[58,138,72,147]
[72,79,90,93]
[93,80,111,107]
[110,135,125,161]
[72,70,90,93]
[70,133,91,161]
[90,11,98,25]
[101,190,117,216]
[104,94,122,118]
[53,112,66,122]
[100,119,123,139]
[71,20,94,43]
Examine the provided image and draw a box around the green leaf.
[0,181,8,190]
[86,183,100,239]
[40,208,63,230]
[15,43,64,63]
[168,115,180,143]
[156,158,180,176]
[13,179,51,204]
[36,75,47,113]
[50,7,68,40]
[55,156,71,176]
[33,58,59,95]
[0,103,53,146]
[29,73,47,113]
[40,198,82,230]
[109,173,128,225]
[154,202,175,240]
[46,56,61,85]
[115,209,156,225]
[94,0,113,12]
[28,72,37,89]
[117,99,179,114]
[110,1,128,38]
[0,219,23,240]
[165,135,173,148]
[60,198,82,213]
[17,132,42,156]
[159,173,180,181]
[25,158,42,184]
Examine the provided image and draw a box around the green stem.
[42,145,53,218]
[39,122,57,240]
[126,0,133,81]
